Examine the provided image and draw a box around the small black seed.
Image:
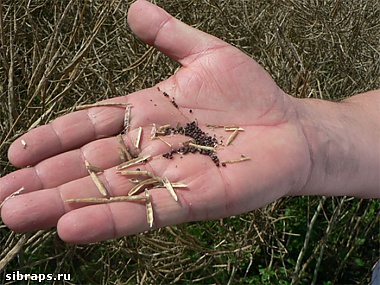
[172,101,179,108]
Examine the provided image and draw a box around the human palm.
[0,0,311,243]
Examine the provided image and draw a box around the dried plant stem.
[188,142,215,151]
[291,197,326,285]
[76,102,131,110]
[0,234,28,272]
[0,187,25,209]
[220,157,251,164]
[155,136,172,148]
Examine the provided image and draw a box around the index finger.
[8,86,194,168]
[8,97,128,168]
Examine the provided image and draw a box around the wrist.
[292,93,379,198]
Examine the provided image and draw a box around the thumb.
[127,0,228,66]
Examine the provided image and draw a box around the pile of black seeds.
[160,121,222,166]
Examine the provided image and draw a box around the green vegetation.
[0,0,379,284]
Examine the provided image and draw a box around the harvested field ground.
[0,0,379,284]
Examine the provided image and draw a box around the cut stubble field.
[0,0,379,284]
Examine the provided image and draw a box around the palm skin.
[0,0,311,243]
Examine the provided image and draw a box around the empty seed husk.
[21,139,27,149]
[116,155,151,170]
[206,124,224,129]
[129,178,141,184]
[226,129,239,146]
[116,169,157,178]
[170,183,188,188]
[163,177,178,201]
[85,160,108,196]
[76,102,131,110]
[224,126,244,131]
[117,134,133,161]
[134,126,143,149]
[150,124,157,139]
[158,124,171,132]
[0,187,25,209]
[151,182,188,189]
[145,190,154,228]
[117,148,126,163]
[65,195,147,203]
[85,161,103,173]
[128,177,161,196]
[220,157,251,164]
[123,105,131,133]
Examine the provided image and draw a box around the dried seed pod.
[65,195,147,203]
[116,155,151,170]
[85,161,103,173]
[151,182,188,189]
[85,160,108,196]
[220,157,251,164]
[134,126,143,149]
[158,124,171,132]
[206,124,224,129]
[129,178,141,184]
[145,190,154,228]
[128,178,161,196]
[224,126,244,131]
[76,102,131,110]
[0,187,25,209]
[116,169,156,178]
[150,123,157,139]
[117,135,133,161]
[226,129,239,146]
[163,177,178,202]
[117,148,126,163]
[123,105,131,133]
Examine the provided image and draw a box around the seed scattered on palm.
[67,101,250,227]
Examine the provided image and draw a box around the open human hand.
[0,0,311,243]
